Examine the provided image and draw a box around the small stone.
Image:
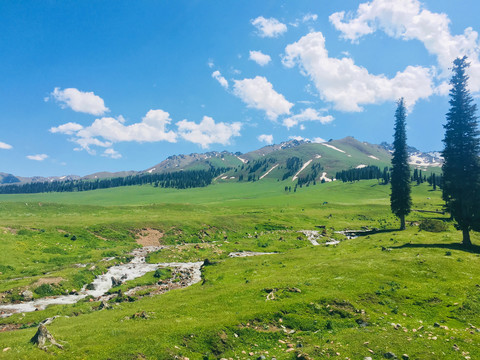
[434,322,440,327]
[384,352,397,359]
[3,347,11,352]
[364,357,373,360]
[402,355,409,360]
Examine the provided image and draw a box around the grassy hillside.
[0,180,478,359]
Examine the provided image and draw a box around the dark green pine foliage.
[442,56,480,246]
[390,98,412,230]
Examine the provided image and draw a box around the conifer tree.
[442,56,480,246]
[390,98,412,230]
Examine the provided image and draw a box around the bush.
[154,268,171,279]
[34,284,55,296]
[419,219,448,232]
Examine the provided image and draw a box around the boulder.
[30,324,63,349]
[22,290,33,301]
[111,277,122,287]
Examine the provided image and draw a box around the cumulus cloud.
[249,50,272,66]
[329,0,480,91]
[233,76,293,120]
[177,116,242,149]
[251,16,287,38]
[27,154,48,161]
[49,122,84,135]
[282,108,334,129]
[50,87,109,115]
[212,70,229,89]
[102,148,122,159]
[50,109,177,154]
[257,134,274,144]
[282,32,434,111]
[0,141,12,150]
[312,137,327,143]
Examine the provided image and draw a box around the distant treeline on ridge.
[0,168,228,194]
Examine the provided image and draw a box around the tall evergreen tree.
[390,98,412,230]
[442,56,480,246]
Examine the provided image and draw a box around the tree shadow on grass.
[391,242,480,254]
[349,229,403,237]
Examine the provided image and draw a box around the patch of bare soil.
[0,323,22,332]
[1,227,17,235]
[32,277,64,287]
[135,228,164,247]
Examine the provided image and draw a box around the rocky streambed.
[0,246,203,318]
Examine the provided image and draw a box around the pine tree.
[390,98,412,230]
[442,56,480,246]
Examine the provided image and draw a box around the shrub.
[419,219,448,232]
[154,268,171,279]
[34,284,55,296]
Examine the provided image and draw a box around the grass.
[0,180,479,359]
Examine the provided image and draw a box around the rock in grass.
[70,235,77,241]
[402,355,410,360]
[384,352,397,359]
[22,290,33,301]
[99,300,110,310]
[30,324,63,349]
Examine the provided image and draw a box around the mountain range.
[0,137,443,186]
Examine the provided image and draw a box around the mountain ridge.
[0,137,443,185]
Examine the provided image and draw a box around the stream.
[0,246,203,318]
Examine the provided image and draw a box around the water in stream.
[0,246,203,318]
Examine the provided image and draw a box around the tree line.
[0,168,228,194]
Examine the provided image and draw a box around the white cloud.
[251,16,287,38]
[0,141,12,150]
[312,137,327,143]
[50,87,109,115]
[102,148,122,159]
[289,136,308,141]
[302,13,318,22]
[27,154,48,161]
[207,59,214,68]
[177,116,242,149]
[212,70,229,89]
[282,108,334,129]
[249,50,272,66]
[49,122,84,135]
[283,32,433,111]
[233,76,293,120]
[257,134,274,144]
[51,109,177,154]
[329,0,480,91]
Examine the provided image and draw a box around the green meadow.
[0,180,479,359]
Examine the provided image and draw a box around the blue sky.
[1,0,479,177]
